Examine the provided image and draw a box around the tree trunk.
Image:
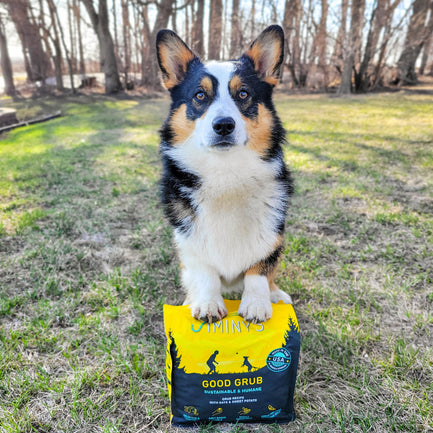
[331,0,348,73]
[369,0,401,88]
[46,0,65,91]
[283,0,302,86]
[121,0,131,84]
[309,0,328,87]
[192,0,204,57]
[141,0,175,88]
[397,0,430,84]
[419,33,433,75]
[418,0,433,75]
[356,0,386,91]
[72,0,86,75]
[250,0,255,41]
[317,0,328,67]
[208,0,223,60]
[140,5,151,84]
[67,0,77,73]
[50,0,76,92]
[338,0,365,94]
[229,0,242,58]
[112,0,119,57]
[0,15,16,96]
[183,1,188,46]
[37,0,55,86]
[6,0,52,82]
[81,0,122,93]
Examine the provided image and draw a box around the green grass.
[0,89,432,432]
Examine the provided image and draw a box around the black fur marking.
[258,244,284,276]
[231,57,276,119]
[160,145,201,235]
[168,61,218,122]
[274,162,293,235]
[230,56,289,163]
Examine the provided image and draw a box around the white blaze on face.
[194,61,247,148]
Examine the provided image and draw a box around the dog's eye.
[238,90,249,100]
[195,91,206,101]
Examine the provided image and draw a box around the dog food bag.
[164,299,300,425]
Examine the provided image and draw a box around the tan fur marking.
[170,104,195,143]
[264,76,279,86]
[200,76,213,94]
[267,267,279,292]
[159,40,195,89]
[245,264,263,276]
[245,37,282,84]
[229,75,243,93]
[244,103,273,156]
[245,44,262,69]
[245,236,283,281]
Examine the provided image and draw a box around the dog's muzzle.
[211,117,236,150]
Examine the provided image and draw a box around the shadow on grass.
[286,129,433,214]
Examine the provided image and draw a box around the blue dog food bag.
[164,300,300,425]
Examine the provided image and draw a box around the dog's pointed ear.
[156,29,198,90]
[243,25,284,86]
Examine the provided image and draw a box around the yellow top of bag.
[164,300,299,375]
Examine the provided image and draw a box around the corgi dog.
[156,25,293,323]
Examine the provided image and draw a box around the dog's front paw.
[270,288,292,304]
[238,296,272,323]
[190,297,227,323]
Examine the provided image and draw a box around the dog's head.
[157,26,284,157]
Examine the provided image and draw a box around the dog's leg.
[182,263,227,323]
[239,244,291,323]
[238,272,273,323]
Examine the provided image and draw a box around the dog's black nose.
[212,117,235,136]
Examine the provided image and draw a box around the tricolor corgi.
[156,25,293,323]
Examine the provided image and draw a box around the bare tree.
[283,0,302,86]
[338,0,365,94]
[72,0,86,75]
[45,0,64,91]
[420,33,433,75]
[4,0,52,83]
[0,12,15,96]
[397,0,431,84]
[229,0,242,58]
[309,0,328,87]
[121,0,132,83]
[81,0,122,93]
[137,0,175,88]
[418,0,433,75]
[67,0,76,72]
[208,0,223,60]
[191,0,204,57]
[49,0,76,92]
[331,0,348,74]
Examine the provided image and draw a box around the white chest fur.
[169,144,285,281]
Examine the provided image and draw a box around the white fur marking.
[182,263,227,321]
[238,274,272,322]
[192,62,247,149]
[270,289,293,304]
[170,145,283,281]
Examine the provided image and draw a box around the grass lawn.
[0,89,432,433]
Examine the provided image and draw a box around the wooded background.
[0,0,432,96]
